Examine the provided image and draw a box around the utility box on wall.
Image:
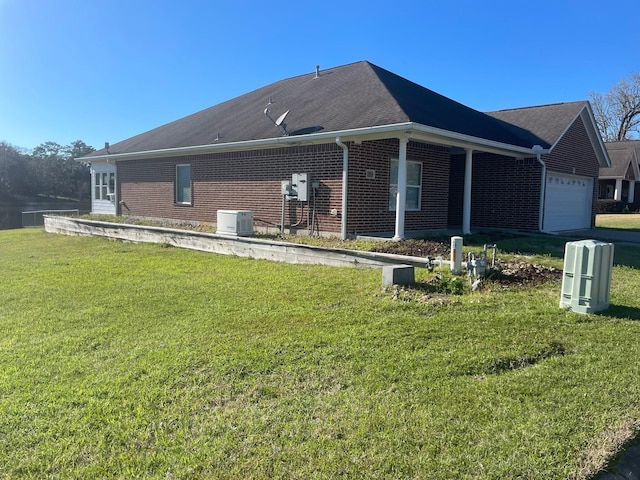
[291,173,309,202]
[216,210,253,236]
[560,239,614,314]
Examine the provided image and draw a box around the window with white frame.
[389,159,422,210]
[94,171,116,201]
[176,164,192,204]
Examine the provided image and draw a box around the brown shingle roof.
[85,61,548,157]
[602,141,640,178]
[486,101,587,148]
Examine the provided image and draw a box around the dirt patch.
[371,239,562,288]
[370,239,451,257]
[486,261,563,288]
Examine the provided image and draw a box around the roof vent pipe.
[315,65,320,78]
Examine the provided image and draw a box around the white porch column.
[462,148,473,235]
[615,179,623,201]
[629,181,635,203]
[393,137,409,241]
[336,137,349,240]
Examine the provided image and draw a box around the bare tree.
[590,73,640,141]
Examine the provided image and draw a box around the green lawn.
[1,229,640,479]
[597,213,640,230]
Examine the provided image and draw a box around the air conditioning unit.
[216,210,253,236]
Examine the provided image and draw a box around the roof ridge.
[605,140,640,146]
[255,60,371,91]
[364,62,412,121]
[488,101,586,114]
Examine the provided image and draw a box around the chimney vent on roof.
[105,142,110,153]
[315,65,320,78]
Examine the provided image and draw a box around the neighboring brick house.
[599,141,640,205]
[82,61,609,239]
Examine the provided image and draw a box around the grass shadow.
[591,433,640,479]
[461,232,640,269]
[418,230,569,260]
[596,226,640,233]
[597,304,640,321]
[492,235,568,260]
[385,277,469,298]
[465,342,568,377]
[611,245,640,269]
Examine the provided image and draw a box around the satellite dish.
[275,110,289,127]
[264,107,290,136]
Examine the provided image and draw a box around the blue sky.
[1,0,639,151]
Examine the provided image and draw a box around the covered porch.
[598,178,637,203]
[339,125,548,241]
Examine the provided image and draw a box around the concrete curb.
[43,216,434,269]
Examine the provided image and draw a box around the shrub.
[596,199,625,213]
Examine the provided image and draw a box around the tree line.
[0,140,94,201]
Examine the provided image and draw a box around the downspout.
[462,148,473,234]
[532,145,546,232]
[336,137,348,240]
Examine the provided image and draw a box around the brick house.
[82,61,609,239]
[599,141,640,204]
[474,101,609,232]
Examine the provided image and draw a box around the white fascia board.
[80,121,545,162]
[581,103,611,167]
[79,123,416,162]
[78,157,114,165]
[631,149,640,179]
[409,123,547,156]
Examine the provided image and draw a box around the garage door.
[543,172,593,232]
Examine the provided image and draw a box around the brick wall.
[117,138,452,236]
[449,153,542,231]
[448,115,602,231]
[118,117,601,236]
[543,116,599,177]
[118,144,344,233]
[448,155,464,227]
[347,139,451,235]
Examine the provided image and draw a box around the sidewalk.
[563,228,640,246]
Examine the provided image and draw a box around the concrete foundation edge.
[44,216,433,270]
